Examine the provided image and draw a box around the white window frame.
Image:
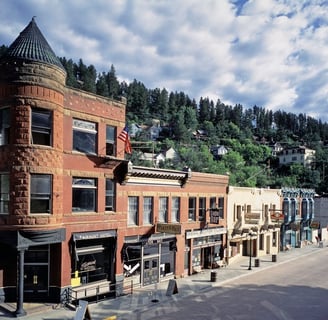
[143,196,153,225]
[72,177,97,212]
[128,196,138,226]
[171,197,180,222]
[73,119,97,154]
[105,178,115,211]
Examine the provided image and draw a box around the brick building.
[0,18,127,316]
[117,167,228,288]
[0,18,229,316]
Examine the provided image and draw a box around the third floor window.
[106,125,116,156]
[188,197,196,221]
[159,197,168,222]
[73,119,97,154]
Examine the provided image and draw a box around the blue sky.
[1,0,328,121]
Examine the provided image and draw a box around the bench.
[71,280,111,301]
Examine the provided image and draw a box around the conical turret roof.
[1,17,64,70]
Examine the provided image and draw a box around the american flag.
[118,125,132,154]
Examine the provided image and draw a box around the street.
[136,249,328,320]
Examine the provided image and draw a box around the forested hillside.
[1,45,327,194]
[58,57,328,194]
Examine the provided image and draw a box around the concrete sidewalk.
[1,243,326,319]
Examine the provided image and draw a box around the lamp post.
[248,232,253,270]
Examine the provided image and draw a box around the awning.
[73,230,116,241]
[76,245,105,255]
[124,233,175,245]
[0,228,66,249]
[229,238,243,243]
[72,229,116,261]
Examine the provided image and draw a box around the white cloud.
[1,0,328,121]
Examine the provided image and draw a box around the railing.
[68,279,134,307]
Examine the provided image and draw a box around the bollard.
[210,271,217,282]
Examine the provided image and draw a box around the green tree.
[107,64,120,99]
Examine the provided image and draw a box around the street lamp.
[248,232,253,270]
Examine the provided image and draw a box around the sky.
[1,0,328,122]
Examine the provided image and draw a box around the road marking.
[261,300,293,320]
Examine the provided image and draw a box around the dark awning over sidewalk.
[0,228,66,249]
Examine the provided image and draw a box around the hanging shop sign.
[210,209,220,224]
[186,227,227,239]
[310,221,320,229]
[156,223,181,234]
[270,211,284,222]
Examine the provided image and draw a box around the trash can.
[272,254,277,262]
[210,271,217,282]
[255,258,260,267]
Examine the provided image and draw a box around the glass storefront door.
[24,265,48,294]
[24,245,49,300]
[143,257,159,286]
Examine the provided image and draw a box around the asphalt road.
[137,249,328,320]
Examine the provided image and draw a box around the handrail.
[68,280,134,307]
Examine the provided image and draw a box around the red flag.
[119,125,132,154]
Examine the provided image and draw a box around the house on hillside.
[139,152,165,167]
[139,147,180,167]
[269,142,283,157]
[148,119,162,140]
[163,147,180,163]
[129,123,143,138]
[210,145,228,160]
[193,129,208,140]
[277,146,315,168]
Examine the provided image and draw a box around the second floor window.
[198,197,206,221]
[0,108,10,145]
[30,174,51,214]
[143,196,153,225]
[105,178,115,211]
[171,197,180,222]
[31,108,52,146]
[159,197,168,222]
[218,197,224,218]
[0,173,9,214]
[72,178,96,212]
[128,196,138,226]
[210,197,217,209]
[106,125,116,156]
[188,197,196,221]
[73,119,97,154]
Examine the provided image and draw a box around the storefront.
[70,230,117,287]
[122,233,176,287]
[185,227,226,274]
[0,228,66,316]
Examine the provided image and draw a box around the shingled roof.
[1,17,64,70]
